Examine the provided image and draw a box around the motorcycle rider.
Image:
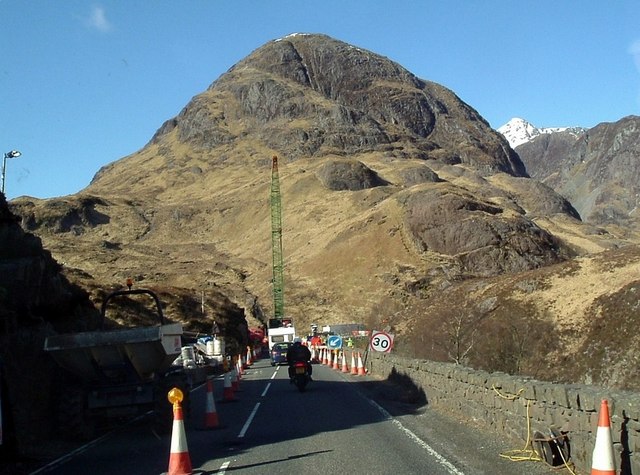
[286,338,313,382]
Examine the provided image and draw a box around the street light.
[2,150,21,195]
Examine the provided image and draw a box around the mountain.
[7,33,640,398]
[513,115,640,232]
[498,117,586,148]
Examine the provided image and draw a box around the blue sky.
[2,1,639,200]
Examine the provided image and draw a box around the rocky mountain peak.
[498,117,586,148]
[105,32,526,197]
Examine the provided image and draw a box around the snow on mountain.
[498,118,585,148]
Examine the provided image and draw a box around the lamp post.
[2,150,21,195]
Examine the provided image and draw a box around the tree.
[444,312,478,365]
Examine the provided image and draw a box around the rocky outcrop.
[0,195,92,331]
[316,159,389,191]
[403,187,567,276]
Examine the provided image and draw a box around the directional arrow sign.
[327,335,343,349]
[370,331,394,353]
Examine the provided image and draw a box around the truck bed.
[44,323,183,383]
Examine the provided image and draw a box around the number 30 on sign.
[370,331,394,353]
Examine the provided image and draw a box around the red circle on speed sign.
[370,331,393,353]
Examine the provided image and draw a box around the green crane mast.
[270,155,285,322]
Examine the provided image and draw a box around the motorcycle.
[292,361,310,392]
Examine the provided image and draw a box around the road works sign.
[327,335,343,349]
[370,331,394,353]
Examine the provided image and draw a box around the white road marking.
[217,460,231,474]
[365,396,466,475]
[238,402,261,438]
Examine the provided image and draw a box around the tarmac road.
[31,357,560,474]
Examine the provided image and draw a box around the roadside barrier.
[591,400,615,475]
[203,377,219,429]
[167,388,192,475]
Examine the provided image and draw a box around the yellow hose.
[491,385,577,474]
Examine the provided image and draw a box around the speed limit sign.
[370,331,394,353]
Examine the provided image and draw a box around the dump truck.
[43,284,200,438]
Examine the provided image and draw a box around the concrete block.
[578,388,604,412]
[566,385,582,409]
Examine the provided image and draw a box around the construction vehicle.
[43,282,207,438]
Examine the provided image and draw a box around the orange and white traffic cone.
[203,377,219,429]
[332,351,340,370]
[357,352,366,376]
[222,371,235,402]
[341,352,349,373]
[591,399,615,475]
[237,355,244,376]
[168,389,192,475]
[246,346,253,366]
[324,349,331,366]
[350,352,358,375]
[231,367,239,392]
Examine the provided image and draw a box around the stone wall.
[365,352,640,474]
